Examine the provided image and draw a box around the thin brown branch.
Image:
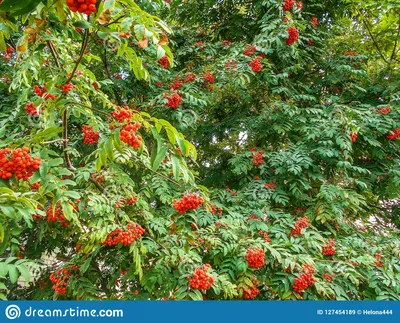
[104,14,126,27]
[66,101,111,116]
[390,19,400,61]
[89,177,106,194]
[66,29,90,84]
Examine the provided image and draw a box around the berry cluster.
[387,128,400,140]
[350,132,358,143]
[34,85,56,100]
[324,269,334,282]
[258,230,271,242]
[249,56,262,72]
[115,195,138,209]
[193,41,205,47]
[49,265,79,295]
[282,0,295,11]
[243,285,259,299]
[66,0,97,15]
[102,222,145,246]
[311,17,318,27]
[225,59,237,71]
[169,77,183,90]
[120,123,142,149]
[184,73,196,83]
[246,248,265,268]
[93,172,103,183]
[82,125,100,145]
[291,216,310,235]
[322,238,336,256]
[207,204,223,216]
[46,204,69,227]
[286,26,299,46]
[188,264,215,290]
[296,1,302,10]
[243,45,256,56]
[166,93,183,109]
[30,182,40,190]
[155,81,162,87]
[0,147,41,180]
[374,253,383,267]
[376,107,391,114]
[252,150,264,166]
[61,83,75,94]
[344,50,358,56]
[25,102,39,116]
[158,56,170,69]
[111,106,132,122]
[264,180,278,189]
[221,40,232,47]
[202,71,215,84]
[172,193,204,214]
[293,264,315,294]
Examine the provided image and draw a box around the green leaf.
[7,264,18,284]
[73,20,92,29]
[151,147,167,171]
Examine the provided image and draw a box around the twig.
[42,139,68,144]
[89,177,106,194]
[65,28,90,84]
[66,101,111,116]
[104,14,126,27]
[102,42,123,105]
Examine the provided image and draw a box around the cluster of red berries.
[296,1,302,10]
[166,93,183,109]
[344,50,358,56]
[264,180,278,189]
[311,17,318,27]
[286,26,300,46]
[282,0,294,11]
[34,85,55,100]
[243,45,256,56]
[207,204,223,215]
[252,150,264,166]
[387,128,400,140]
[120,123,142,149]
[258,230,271,242]
[111,106,132,122]
[243,285,259,299]
[102,222,145,246]
[292,264,315,294]
[322,238,336,256]
[158,56,170,69]
[202,71,215,84]
[1,48,14,61]
[169,77,183,90]
[184,73,196,83]
[350,132,358,143]
[30,182,40,190]
[66,0,97,15]
[61,83,75,94]
[46,204,69,227]
[249,56,262,72]
[172,193,204,214]
[93,172,103,183]
[115,195,138,209]
[25,102,39,116]
[188,264,215,290]
[291,216,310,235]
[50,265,79,295]
[221,40,232,47]
[225,59,237,71]
[375,253,383,267]
[324,269,334,282]
[0,147,41,180]
[291,206,306,215]
[376,107,391,114]
[246,248,265,268]
[155,81,163,87]
[82,125,100,145]
[193,41,205,47]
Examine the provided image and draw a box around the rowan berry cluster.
[184,73,196,83]
[188,264,215,290]
[225,59,237,71]
[120,123,142,149]
[30,182,40,190]
[34,85,56,100]
[208,204,223,215]
[193,41,205,47]
[202,71,215,83]
[111,106,132,122]
[387,128,400,140]
[169,77,183,90]
[344,50,358,56]
[243,285,259,299]
[61,83,75,94]
[322,238,336,256]
[166,93,183,109]
[292,264,315,294]
[311,16,318,27]
[258,230,271,242]
[0,147,41,180]
[25,102,39,116]
[246,248,265,268]
[252,150,264,166]
[350,132,358,143]
[66,0,97,15]
[155,81,162,87]
[102,222,145,246]
[324,273,333,282]
[243,45,256,56]
[82,125,100,145]
[291,216,310,235]
[158,56,170,69]
[221,40,232,47]
[46,204,70,227]
[172,193,204,214]
[264,180,278,189]
[282,0,295,11]
[286,26,299,46]
[49,265,80,295]
[93,172,103,183]
[374,253,383,267]
[376,107,391,114]
[249,56,262,72]
[296,1,302,10]
[115,195,138,209]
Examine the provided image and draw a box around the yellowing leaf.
[158,33,168,46]
[137,38,148,48]
[97,10,112,25]
[17,42,27,53]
